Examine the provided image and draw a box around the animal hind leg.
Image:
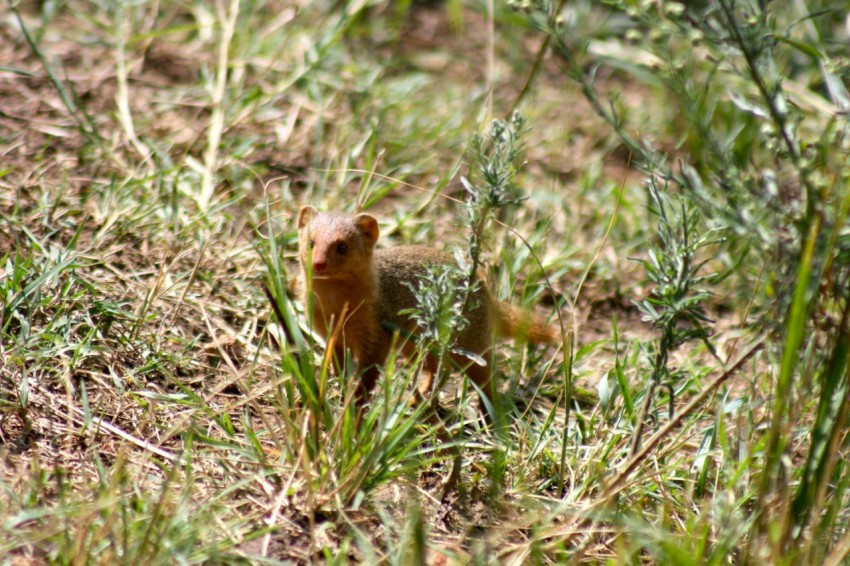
[416,354,439,404]
[460,352,497,420]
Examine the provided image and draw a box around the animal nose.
[313,261,326,272]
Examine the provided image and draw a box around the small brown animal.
[296,206,559,407]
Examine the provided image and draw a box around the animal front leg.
[356,364,381,405]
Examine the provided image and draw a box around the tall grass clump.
[410,111,529,409]
[403,112,532,493]
[513,0,850,560]
[630,179,722,455]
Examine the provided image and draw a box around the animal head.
[297,206,379,280]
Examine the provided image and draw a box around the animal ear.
[354,214,379,246]
[297,206,318,229]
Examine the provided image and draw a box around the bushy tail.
[492,301,561,344]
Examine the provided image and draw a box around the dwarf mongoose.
[297,206,559,406]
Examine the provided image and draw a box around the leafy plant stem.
[749,214,821,555]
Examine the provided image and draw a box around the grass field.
[2,0,849,563]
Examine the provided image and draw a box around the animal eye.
[337,243,348,254]
[309,239,315,249]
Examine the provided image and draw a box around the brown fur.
[296,206,559,405]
